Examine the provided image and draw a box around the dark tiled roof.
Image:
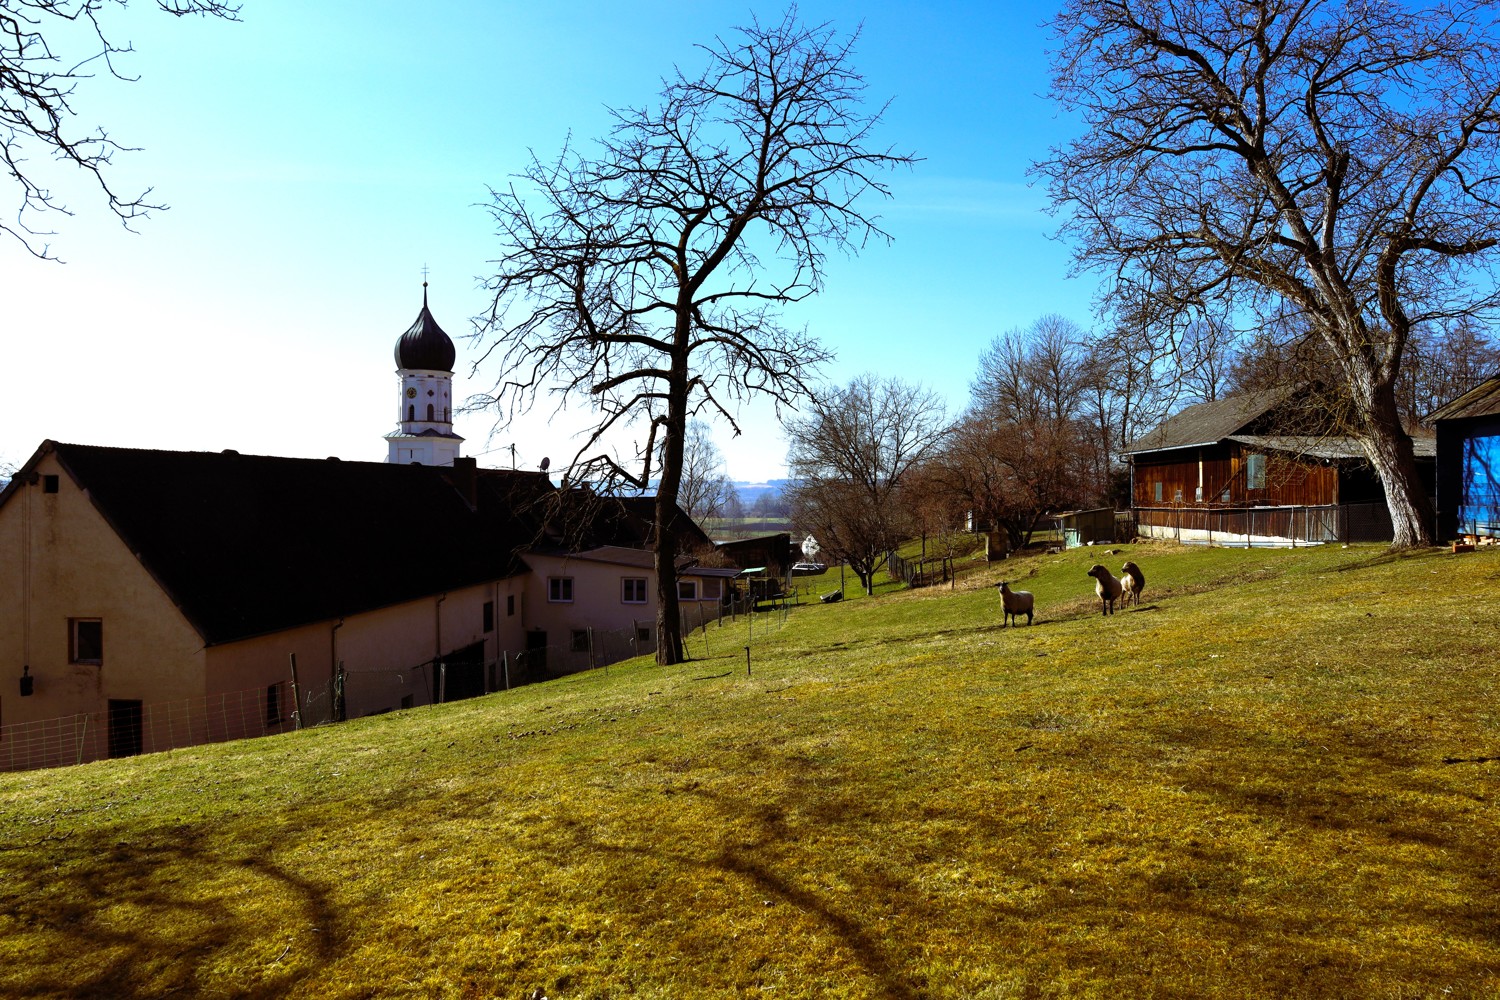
[1426,372,1500,422]
[1225,434,1436,460]
[1122,388,1291,455]
[40,443,539,646]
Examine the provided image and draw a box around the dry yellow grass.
[1,542,1497,998]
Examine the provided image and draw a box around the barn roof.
[1426,372,1500,422]
[1225,434,1436,460]
[7,442,544,646]
[1122,388,1292,455]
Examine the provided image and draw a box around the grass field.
[2,542,1497,998]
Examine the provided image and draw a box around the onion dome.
[394,284,456,372]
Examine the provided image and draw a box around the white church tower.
[385,283,464,466]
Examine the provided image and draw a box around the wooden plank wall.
[1133,444,1338,508]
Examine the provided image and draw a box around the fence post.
[289,653,303,731]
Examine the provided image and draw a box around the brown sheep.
[1087,564,1122,615]
[1120,561,1145,607]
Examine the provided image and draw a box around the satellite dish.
[539,457,551,472]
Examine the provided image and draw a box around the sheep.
[1086,564,1122,615]
[995,581,1034,627]
[1120,561,1145,607]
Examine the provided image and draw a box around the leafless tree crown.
[785,375,947,593]
[1035,0,1500,545]
[476,10,913,660]
[476,10,914,488]
[1,0,240,258]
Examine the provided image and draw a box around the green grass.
[3,543,1499,999]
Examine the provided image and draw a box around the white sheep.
[1086,564,1122,616]
[995,581,1034,627]
[1120,561,1145,607]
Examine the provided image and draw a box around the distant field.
[2,543,1498,998]
[703,515,793,539]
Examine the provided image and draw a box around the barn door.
[107,699,143,758]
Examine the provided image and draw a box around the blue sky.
[3,0,1101,483]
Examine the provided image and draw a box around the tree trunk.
[654,349,691,665]
[1353,372,1434,548]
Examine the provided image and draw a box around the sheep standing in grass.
[1087,564,1122,615]
[1120,561,1145,607]
[996,581,1034,627]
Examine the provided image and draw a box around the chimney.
[451,456,478,509]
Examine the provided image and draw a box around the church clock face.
[406,387,417,399]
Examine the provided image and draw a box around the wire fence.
[1134,501,1406,547]
[885,551,991,589]
[0,683,308,773]
[0,594,804,773]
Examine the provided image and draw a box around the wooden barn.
[1428,372,1500,542]
[1124,388,1435,546]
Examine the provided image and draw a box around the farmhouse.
[1428,371,1500,542]
[1125,387,1435,546]
[0,291,722,770]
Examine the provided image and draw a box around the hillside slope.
[2,544,1497,999]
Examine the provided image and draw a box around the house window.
[43,475,59,494]
[571,629,590,652]
[427,403,435,421]
[636,626,652,643]
[483,601,495,633]
[1153,481,1163,503]
[622,577,648,604]
[1173,488,1184,503]
[677,579,698,601]
[407,404,415,421]
[266,683,281,726]
[69,618,103,664]
[1246,453,1266,490]
[548,577,574,603]
[701,578,722,600]
[507,595,515,616]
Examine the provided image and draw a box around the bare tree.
[1399,317,1500,421]
[785,375,947,595]
[477,12,913,663]
[1036,0,1500,547]
[933,319,1108,548]
[670,420,736,527]
[928,412,1091,550]
[2,0,240,258]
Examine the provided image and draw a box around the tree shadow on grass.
[0,822,342,999]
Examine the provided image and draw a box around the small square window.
[677,579,698,601]
[483,600,495,633]
[622,577,648,604]
[1246,453,1267,491]
[69,618,102,664]
[548,577,574,603]
[571,629,590,652]
[42,475,59,494]
[636,626,652,643]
